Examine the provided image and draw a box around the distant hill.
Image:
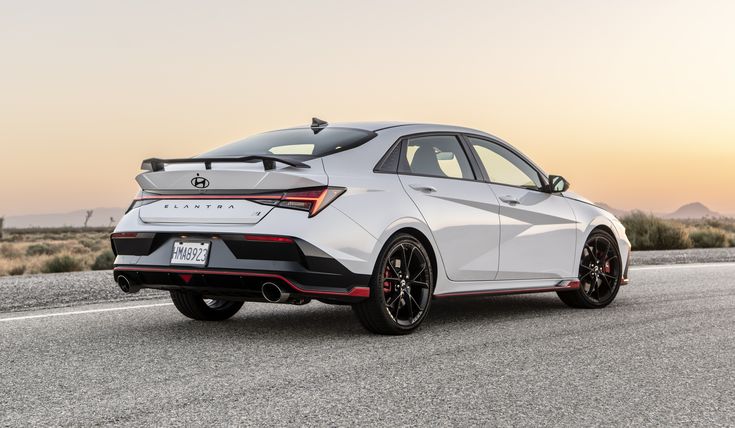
[4,207,126,229]
[663,202,722,219]
[596,201,726,219]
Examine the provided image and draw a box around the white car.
[112,119,631,334]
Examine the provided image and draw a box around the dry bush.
[0,243,23,259]
[41,254,85,273]
[621,211,692,250]
[91,250,115,270]
[689,227,730,248]
[26,243,58,256]
[8,265,26,276]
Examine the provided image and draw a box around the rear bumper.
[111,232,371,303]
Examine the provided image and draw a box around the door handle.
[499,195,520,205]
[409,184,438,193]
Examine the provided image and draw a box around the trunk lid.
[135,159,327,224]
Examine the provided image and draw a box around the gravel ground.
[0,271,164,312]
[632,247,735,266]
[0,263,733,426]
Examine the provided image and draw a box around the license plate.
[171,241,210,266]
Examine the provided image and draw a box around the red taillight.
[244,235,294,244]
[111,232,138,238]
[262,187,344,217]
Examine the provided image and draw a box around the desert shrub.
[26,243,58,256]
[621,211,692,250]
[0,243,22,259]
[91,250,115,270]
[79,238,103,251]
[8,265,26,276]
[688,227,729,248]
[42,255,84,273]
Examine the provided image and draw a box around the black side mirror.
[548,175,570,193]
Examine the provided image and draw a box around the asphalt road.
[1,263,734,426]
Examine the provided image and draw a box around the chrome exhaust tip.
[261,281,290,303]
[117,275,140,294]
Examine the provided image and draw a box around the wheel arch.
[388,227,439,286]
[371,219,444,291]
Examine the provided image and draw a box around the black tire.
[170,291,244,321]
[557,229,622,309]
[352,234,434,335]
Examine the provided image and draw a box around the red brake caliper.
[383,266,392,295]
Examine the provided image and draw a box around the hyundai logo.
[191,175,210,189]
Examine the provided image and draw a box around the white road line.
[0,302,173,323]
[631,262,735,271]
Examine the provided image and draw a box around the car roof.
[285,121,492,135]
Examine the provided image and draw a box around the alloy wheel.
[579,234,621,304]
[381,242,431,326]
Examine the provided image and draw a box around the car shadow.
[129,293,571,342]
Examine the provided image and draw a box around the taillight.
[111,232,138,238]
[278,187,345,217]
[126,199,155,213]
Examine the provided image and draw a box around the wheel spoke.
[384,277,402,282]
[601,273,617,282]
[406,293,414,320]
[586,245,599,263]
[410,264,426,280]
[387,259,401,278]
[406,246,415,272]
[411,280,429,288]
[409,293,423,312]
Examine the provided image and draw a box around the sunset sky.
[2,0,734,217]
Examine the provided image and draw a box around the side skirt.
[433,280,580,299]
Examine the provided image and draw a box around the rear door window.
[400,135,475,180]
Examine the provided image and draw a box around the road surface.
[1,263,734,426]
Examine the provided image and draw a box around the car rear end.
[111,124,378,303]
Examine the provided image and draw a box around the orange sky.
[2,0,734,216]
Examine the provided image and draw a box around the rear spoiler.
[140,155,311,172]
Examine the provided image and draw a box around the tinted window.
[402,135,474,180]
[468,137,542,189]
[200,128,377,159]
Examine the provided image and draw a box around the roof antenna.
[310,117,328,134]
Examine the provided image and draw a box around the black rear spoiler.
[141,155,311,172]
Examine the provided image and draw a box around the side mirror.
[548,175,570,193]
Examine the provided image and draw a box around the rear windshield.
[199,127,377,159]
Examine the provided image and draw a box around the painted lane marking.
[0,302,173,323]
[630,262,735,271]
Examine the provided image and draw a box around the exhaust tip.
[261,281,289,303]
[117,275,140,294]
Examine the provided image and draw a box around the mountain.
[4,207,126,229]
[663,202,721,219]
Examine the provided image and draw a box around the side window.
[467,137,543,189]
[401,135,474,180]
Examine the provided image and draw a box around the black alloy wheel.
[557,230,622,308]
[353,234,434,334]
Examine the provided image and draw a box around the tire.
[352,233,434,335]
[557,229,622,309]
[170,291,244,321]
